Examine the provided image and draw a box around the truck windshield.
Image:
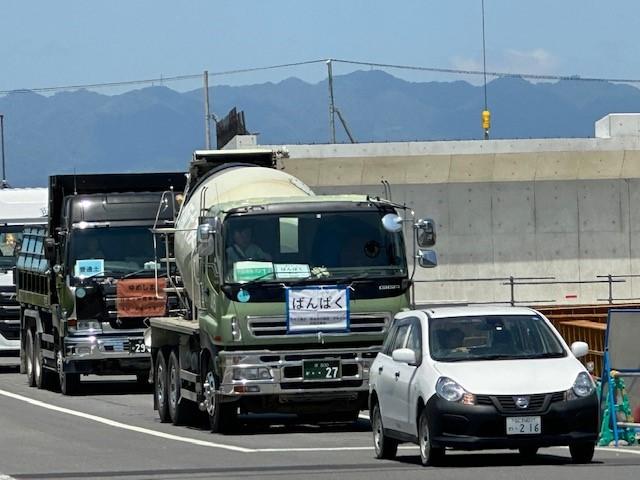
[429,315,567,362]
[0,226,24,272]
[68,226,161,281]
[223,210,407,283]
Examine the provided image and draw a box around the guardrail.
[412,273,640,379]
[412,274,633,307]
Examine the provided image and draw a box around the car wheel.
[24,329,36,387]
[419,409,445,466]
[569,442,595,463]
[155,351,170,423]
[371,402,398,460]
[203,356,236,434]
[57,349,80,395]
[518,446,539,459]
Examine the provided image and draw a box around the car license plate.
[506,416,541,435]
[129,338,149,354]
[303,360,341,380]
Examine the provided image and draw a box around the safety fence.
[413,274,640,378]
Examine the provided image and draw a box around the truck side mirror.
[197,223,215,257]
[415,218,436,247]
[44,237,56,263]
[418,249,438,268]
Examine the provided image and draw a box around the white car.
[369,306,599,466]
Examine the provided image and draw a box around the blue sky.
[1,0,638,93]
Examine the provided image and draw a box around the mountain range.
[2,70,640,187]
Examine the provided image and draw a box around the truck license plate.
[303,360,341,380]
[506,416,541,435]
[129,338,149,354]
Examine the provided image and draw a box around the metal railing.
[413,274,636,307]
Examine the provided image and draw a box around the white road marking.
[0,474,18,480]
[0,388,252,453]
[2,388,639,457]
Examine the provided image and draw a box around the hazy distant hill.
[2,70,640,186]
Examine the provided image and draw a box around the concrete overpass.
[252,113,640,306]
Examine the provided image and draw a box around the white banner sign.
[286,287,349,333]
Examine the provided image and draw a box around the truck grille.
[247,312,390,337]
[0,287,19,321]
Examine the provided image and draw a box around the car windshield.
[0,226,24,272]
[68,226,162,281]
[429,315,567,362]
[222,210,407,284]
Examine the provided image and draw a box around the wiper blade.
[121,268,164,279]
[237,271,279,288]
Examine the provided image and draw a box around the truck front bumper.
[218,346,378,397]
[64,334,149,361]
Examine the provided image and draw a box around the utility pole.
[0,114,7,188]
[326,59,336,144]
[203,70,212,149]
[481,0,491,140]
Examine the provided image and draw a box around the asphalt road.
[0,361,639,480]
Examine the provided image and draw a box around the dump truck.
[0,187,48,354]
[148,149,437,432]
[17,172,185,394]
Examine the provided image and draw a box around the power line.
[332,59,640,84]
[3,57,640,96]
[0,59,327,96]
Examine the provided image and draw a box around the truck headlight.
[435,377,475,405]
[565,372,595,400]
[232,367,272,381]
[70,320,102,333]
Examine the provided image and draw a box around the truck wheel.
[371,402,398,460]
[155,351,170,423]
[569,442,595,463]
[34,333,53,390]
[419,409,445,466]
[24,329,36,387]
[57,350,80,396]
[168,350,192,425]
[203,357,236,434]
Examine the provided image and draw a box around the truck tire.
[34,333,53,390]
[155,351,170,423]
[24,329,36,387]
[168,350,192,425]
[203,356,236,434]
[57,350,80,396]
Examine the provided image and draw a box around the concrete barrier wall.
[274,136,640,306]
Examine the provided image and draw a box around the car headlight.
[436,377,475,404]
[566,372,595,400]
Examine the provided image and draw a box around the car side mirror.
[418,249,438,268]
[571,341,589,359]
[415,218,436,247]
[392,348,418,365]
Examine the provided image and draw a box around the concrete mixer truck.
[148,148,437,432]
